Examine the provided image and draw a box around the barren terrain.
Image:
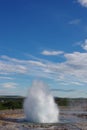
[0,108,87,130]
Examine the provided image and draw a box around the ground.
[0,107,87,130]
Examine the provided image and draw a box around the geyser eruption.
[24,80,59,123]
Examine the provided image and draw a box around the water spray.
[24,80,59,123]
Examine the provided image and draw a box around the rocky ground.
[0,109,87,130]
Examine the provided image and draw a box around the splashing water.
[24,80,59,123]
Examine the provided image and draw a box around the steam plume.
[24,80,59,123]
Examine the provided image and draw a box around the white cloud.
[77,0,87,7]
[69,19,81,25]
[0,52,87,86]
[2,82,17,88]
[41,50,64,56]
[0,56,27,74]
[0,76,13,80]
[29,60,46,67]
[0,88,22,95]
[64,52,87,80]
[70,81,83,85]
[81,39,87,50]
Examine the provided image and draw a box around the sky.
[0,0,87,98]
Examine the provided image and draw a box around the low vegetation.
[0,96,87,110]
[0,96,24,110]
[55,97,69,106]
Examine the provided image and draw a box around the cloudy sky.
[0,0,87,98]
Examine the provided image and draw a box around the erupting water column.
[24,80,59,123]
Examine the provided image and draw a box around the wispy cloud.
[77,0,87,7]
[0,55,28,74]
[0,76,13,80]
[0,88,21,95]
[41,50,64,56]
[51,89,75,92]
[0,50,87,85]
[69,19,81,25]
[2,82,18,88]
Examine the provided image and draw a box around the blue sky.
[0,0,87,98]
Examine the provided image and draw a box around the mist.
[23,80,59,123]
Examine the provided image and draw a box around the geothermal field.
[1,0,87,129]
[0,81,87,130]
[0,106,87,130]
